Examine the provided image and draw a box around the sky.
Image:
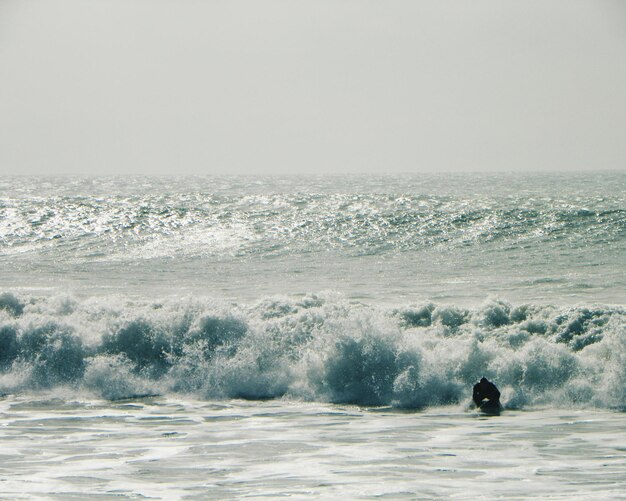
[1,0,625,176]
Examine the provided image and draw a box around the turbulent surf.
[0,173,624,409]
[1,173,625,500]
[0,292,624,409]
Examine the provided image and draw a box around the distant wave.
[1,179,624,261]
[1,292,624,410]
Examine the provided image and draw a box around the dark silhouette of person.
[473,377,500,408]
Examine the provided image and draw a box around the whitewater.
[0,173,624,499]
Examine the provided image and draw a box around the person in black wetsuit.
[473,377,500,408]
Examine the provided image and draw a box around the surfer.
[472,377,501,411]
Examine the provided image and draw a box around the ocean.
[0,172,624,499]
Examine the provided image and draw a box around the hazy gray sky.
[1,0,625,175]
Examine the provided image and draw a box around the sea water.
[0,173,624,499]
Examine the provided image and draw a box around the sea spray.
[0,291,624,409]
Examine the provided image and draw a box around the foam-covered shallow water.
[0,396,624,500]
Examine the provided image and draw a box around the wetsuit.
[473,377,500,407]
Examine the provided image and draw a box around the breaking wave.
[0,291,624,410]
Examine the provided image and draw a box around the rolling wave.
[0,291,623,410]
[1,175,624,261]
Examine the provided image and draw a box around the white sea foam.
[0,292,623,410]
[1,174,624,499]
[0,396,623,500]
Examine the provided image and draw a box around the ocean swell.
[0,292,624,409]
[1,177,624,261]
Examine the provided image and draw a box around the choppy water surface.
[1,172,624,303]
[0,173,624,499]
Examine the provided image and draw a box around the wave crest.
[0,292,624,410]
